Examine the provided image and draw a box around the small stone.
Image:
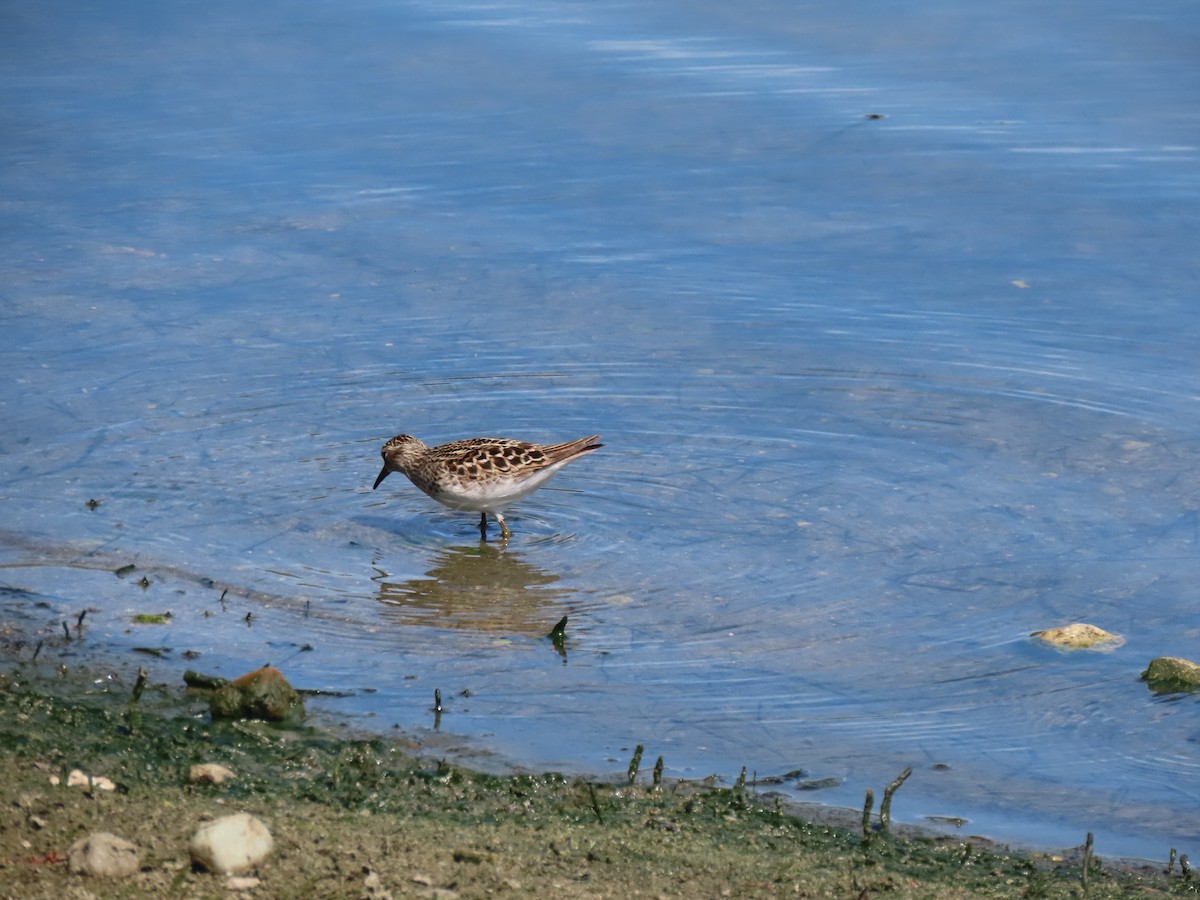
[225,876,262,891]
[66,768,117,791]
[189,813,274,874]
[363,868,393,899]
[1141,656,1200,693]
[68,832,140,877]
[189,763,236,785]
[1031,623,1123,651]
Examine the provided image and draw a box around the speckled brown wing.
[436,436,602,484]
[539,435,604,463]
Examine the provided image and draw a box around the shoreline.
[0,532,1184,866]
[0,649,1187,898]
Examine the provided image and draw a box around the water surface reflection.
[374,543,568,636]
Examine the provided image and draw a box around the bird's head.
[373,434,427,489]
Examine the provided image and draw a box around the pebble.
[189,812,274,874]
[226,876,263,891]
[62,768,117,790]
[68,832,140,877]
[189,763,236,785]
[363,868,393,899]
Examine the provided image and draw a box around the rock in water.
[209,665,303,722]
[189,813,274,874]
[1141,656,1200,693]
[68,832,140,877]
[1031,623,1123,651]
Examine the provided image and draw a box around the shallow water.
[3,0,1200,859]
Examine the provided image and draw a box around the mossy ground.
[0,662,1193,899]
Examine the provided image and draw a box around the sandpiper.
[372,433,603,539]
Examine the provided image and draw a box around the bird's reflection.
[374,542,568,638]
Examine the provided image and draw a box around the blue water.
[3,0,1200,860]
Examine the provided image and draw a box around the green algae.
[0,662,1195,898]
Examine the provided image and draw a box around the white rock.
[189,763,236,785]
[189,813,273,874]
[68,831,140,877]
[66,768,117,791]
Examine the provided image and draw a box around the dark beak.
[373,466,391,490]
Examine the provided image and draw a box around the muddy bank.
[0,655,1188,898]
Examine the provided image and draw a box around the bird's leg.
[478,512,488,540]
[496,513,511,540]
